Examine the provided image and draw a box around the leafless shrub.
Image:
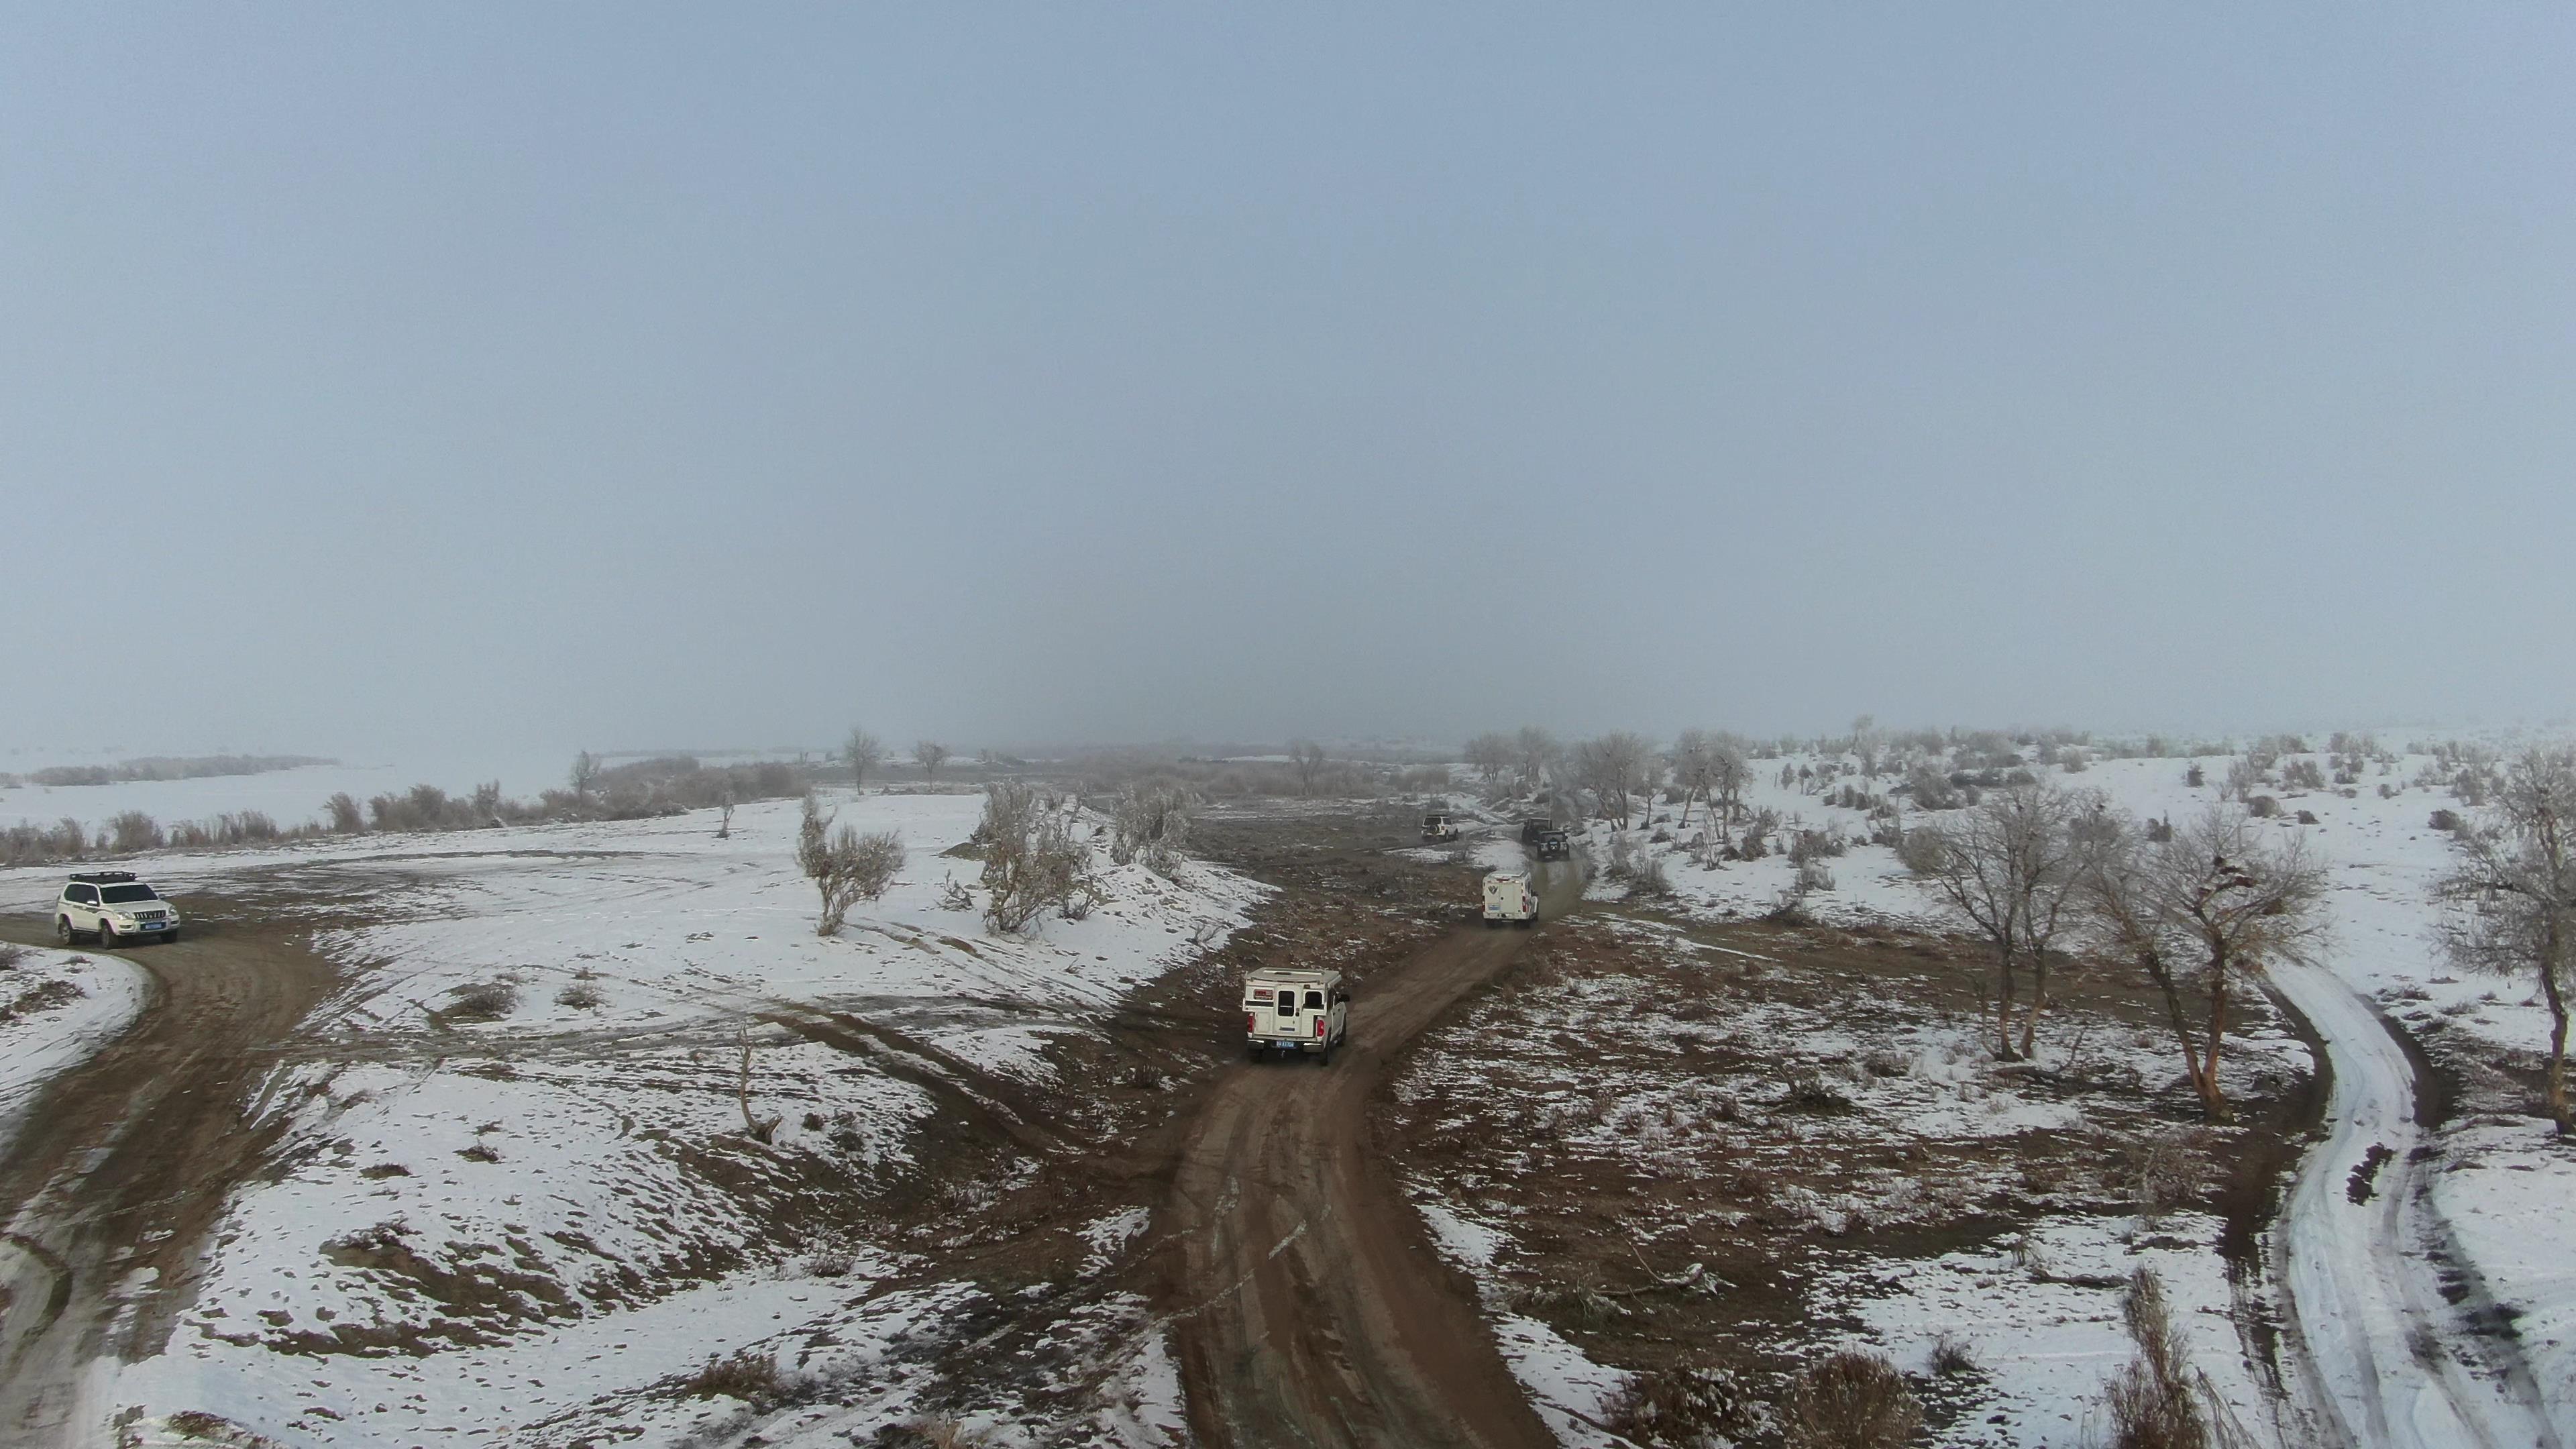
[441,981,518,1022]
[0,943,28,972]
[682,1346,781,1402]
[1634,854,1675,898]
[2245,795,2279,819]
[1505,1269,1627,1328]
[1110,783,1193,874]
[1796,857,1837,893]
[2133,1130,2208,1217]
[2100,1269,2208,1449]
[2281,758,2325,791]
[979,782,1089,933]
[1862,1047,1909,1078]
[107,810,164,854]
[2428,808,2464,833]
[1603,1363,1764,1446]
[1782,1069,1854,1114]
[797,794,904,936]
[0,979,87,1026]
[358,1163,411,1179]
[1930,1333,1978,1376]
[555,982,604,1010]
[1780,1350,1921,1449]
[935,876,975,912]
[456,1140,501,1163]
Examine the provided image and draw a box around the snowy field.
[2,788,1260,1446]
[0,753,595,835]
[0,945,148,1155]
[1550,739,2576,1446]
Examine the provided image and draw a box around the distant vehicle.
[1534,829,1571,862]
[1421,812,1459,843]
[1243,968,1350,1063]
[55,871,180,946]
[1483,870,1539,928]
[1519,818,1548,846]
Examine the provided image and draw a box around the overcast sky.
[4,7,2569,761]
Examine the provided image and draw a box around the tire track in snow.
[2269,961,2563,1449]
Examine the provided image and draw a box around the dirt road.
[1161,859,1580,1449]
[2268,962,2566,1449]
[0,898,336,1448]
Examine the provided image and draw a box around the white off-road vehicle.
[1243,968,1350,1064]
[56,871,181,945]
[1482,869,1539,928]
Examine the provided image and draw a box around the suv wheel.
[56,916,74,945]
[99,920,119,948]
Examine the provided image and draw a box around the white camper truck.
[1242,967,1350,1063]
[1483,870,1539,928]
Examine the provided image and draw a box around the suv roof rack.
[68,871,138,883]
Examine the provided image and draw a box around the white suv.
[56,871,181,946]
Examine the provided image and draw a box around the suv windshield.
[99,884,160,904]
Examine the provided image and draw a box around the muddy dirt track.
[1162,859,1582,1449]
[0,896,336,1448]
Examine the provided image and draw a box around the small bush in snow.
[2281,757,2326,791]
[554,981,603,1010]
[1929,1334,1978,1377]
[442,981,518,1022]
[1109,783,1193,874]
[2245,794,2279,819]
[2184,763,2205,788]
[1780,1350,1921,1449]
[0,943,28,972]
[796,794,905,936]
[2099,1269,2208,1449]
[682,1347,781,1403]
[979,782,1090,933]
[1603,1364,1764,1447]
[1633,855,1674,898]
[2428,808,2465,834]
[1796,857,1837,893]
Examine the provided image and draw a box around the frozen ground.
[3,788,1260,1446]
[1563,742,2576,1445]
[0,945,148,1155]
[0,753,596,835]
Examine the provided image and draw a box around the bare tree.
[1576,732,1653,828]
[1513,727,1562,795]
[735,1018,781,1143]
[1110,783,1193,875]
[1901,784,2088,1061]
[913,739,952,784]
[796,794,904,936]
[979,781,1088,932]
[570,751,604,802]
[2437,745,2576,1134]
[1288,739,1329,796]
[2082,803,2326,1121]
[845,728,885,792]
[1671,730,1752,831]
[1462,732,1516,789]
[716,787,735,840]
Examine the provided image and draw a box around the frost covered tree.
[796,794,904,936]
[1111,783,1193,875]
[1575,733,1652,827]
[845,727,885,791]
[979,781,1089,932]
[1900,784,2091,1061]
[2437,745,2576,1134]
[1513,727,1562,795]
[2082,804,2325,1122]
[912,739,952,783]
[570,751,604,802]
[1673,731,1752,830]
[1462,732,1516,788]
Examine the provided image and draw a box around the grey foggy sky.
[4,7,2571,761]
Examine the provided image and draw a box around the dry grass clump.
[682,1346,781,1401]
[441,981,519,1022]
[1602,1363,1762,1446]
[2100,1268,2209,1449]
[1780,1350,1921,1449]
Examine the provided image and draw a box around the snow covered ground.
[0,945,148,1155]
[1,788,1260,1446]
[1562,740,2576,1446]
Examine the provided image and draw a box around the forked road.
[0,902,335,1448]
[1161,859,1582,1449]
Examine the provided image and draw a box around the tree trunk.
[2542,932,2571,1136]
[2141,947,2213,1109]
[2200,943,2233,1123]
[1994,945,2022,1062]
[2019,949,2049,1061]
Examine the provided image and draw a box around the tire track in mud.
[0,902,337,1448]
[1158,861,1580,1449]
